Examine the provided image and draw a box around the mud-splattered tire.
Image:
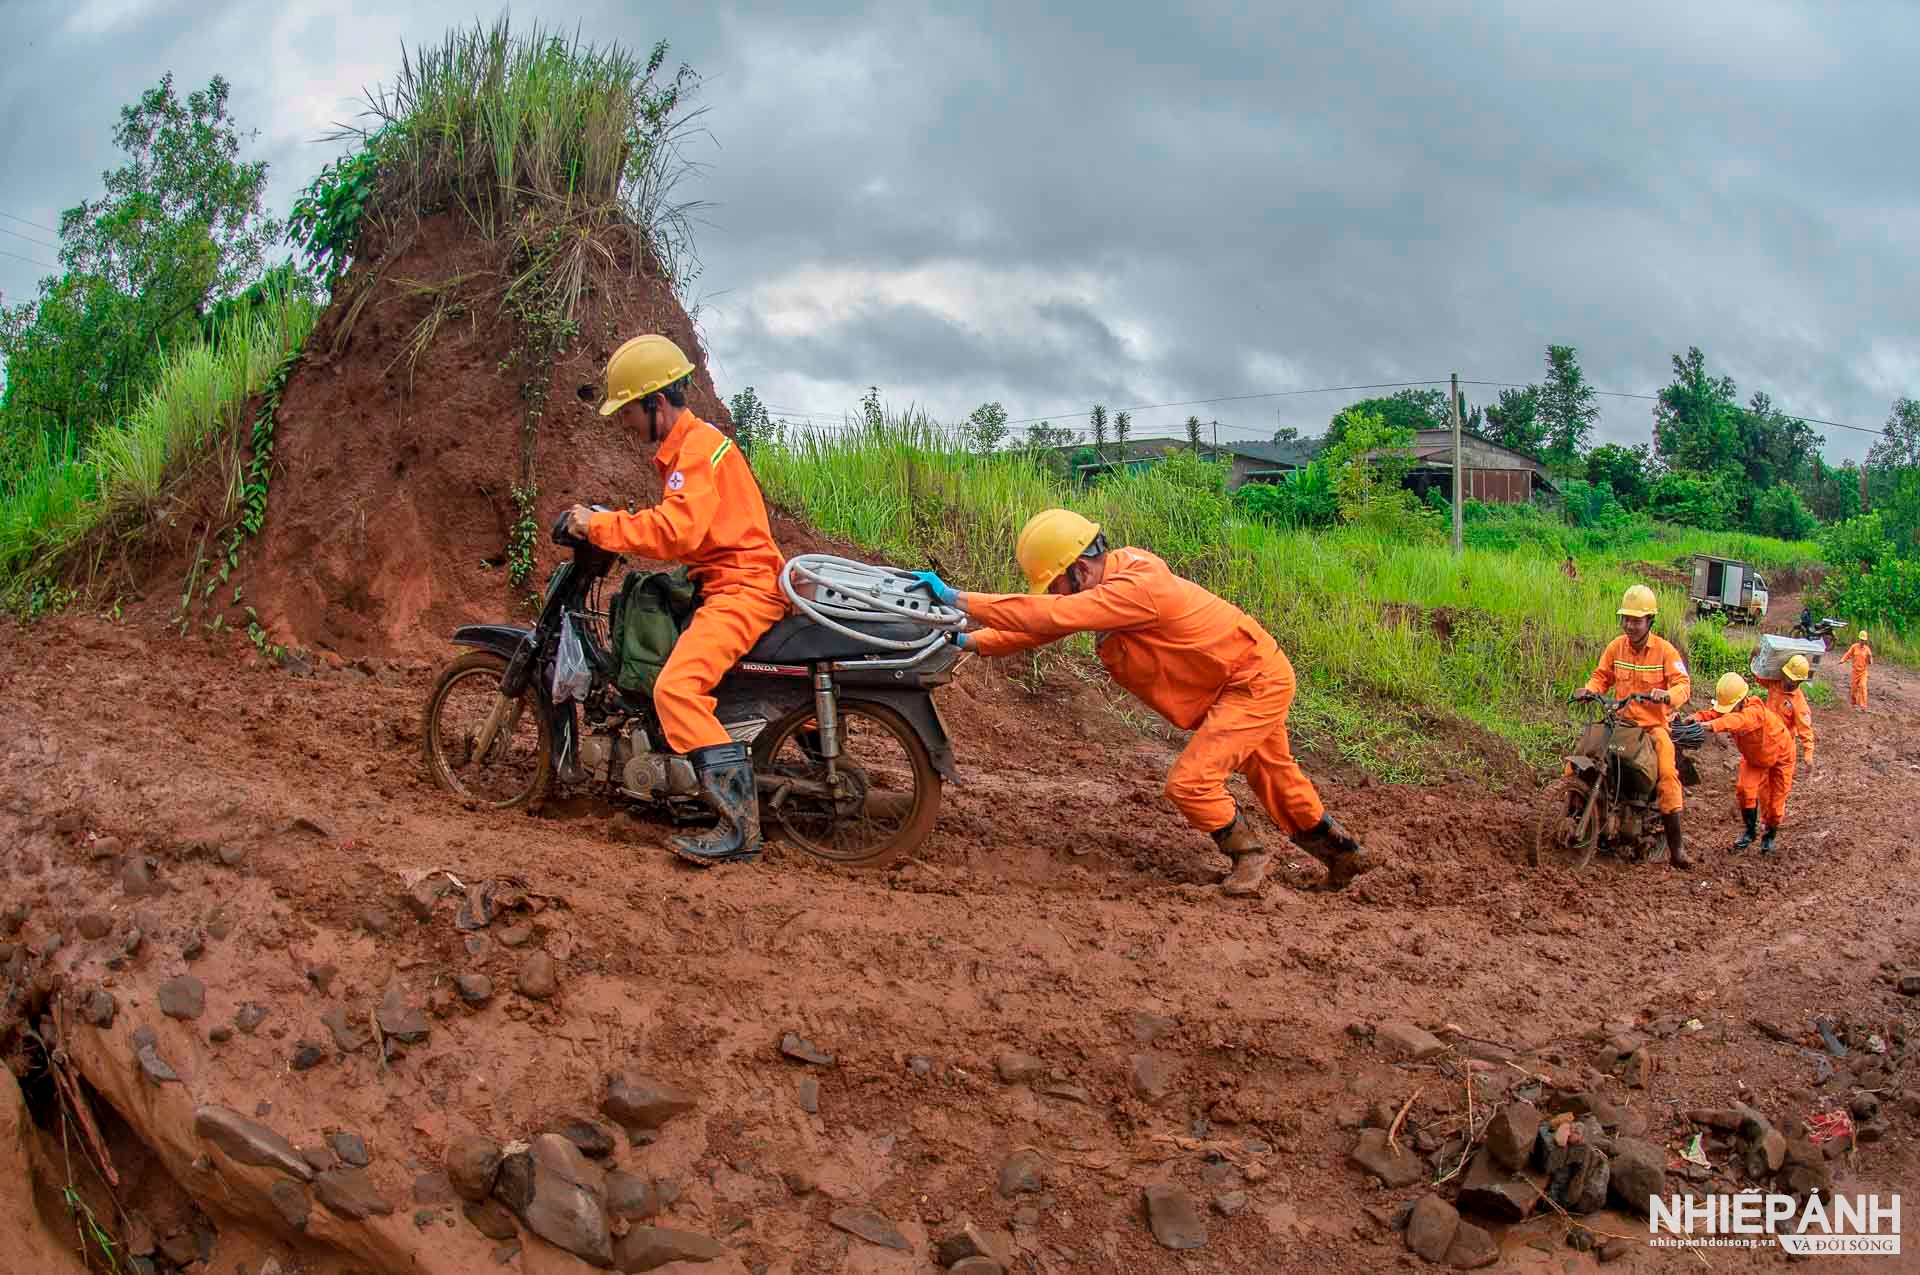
[753,699,941,870]
[421,651,552,809]
[1529,779,1597,871]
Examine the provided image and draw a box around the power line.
[1459,379,1884,438]
[0,247,58,272]
[1002,380,1450,428]
[0,210,59,234]
[0,224,57,252]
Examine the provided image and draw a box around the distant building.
[1066,436,1318,492]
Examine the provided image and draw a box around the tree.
[1186,415,1203,449]
[1023,421,1075,452]
[1750,485,1817,541]
[1271,424,1301,445]
[1325,388,1448,446]
[728,385,777,455]
[964,401,1008,453]
[1323,409,1430,533]
[1113,409,1132,458]
[1584,443,1651,510]
[1647,470,1738,529]
[1538,345,1598,468]
[1739,391,1819,491]
[1483,385,1545,460]
[0,73,282,460]
[1653,347,1741,475]
[1869,397,1920,470]
[1089,404,1109,461]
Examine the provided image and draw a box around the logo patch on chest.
[667,470,685,491]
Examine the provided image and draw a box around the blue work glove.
[947,629,972,650]
[907,570,959,608]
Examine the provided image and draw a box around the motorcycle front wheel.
[1529,777,1600,870]
[753,699,941,869]
[421,651,553,808]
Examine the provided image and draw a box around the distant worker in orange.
[1562,554,1579,581]
[564,335,787,866]
[1841,629,1874,711]
[1574,585,1693,869]
[1683,673,1796,856]
[907,510,1373,897]
[1756,654,1816,776]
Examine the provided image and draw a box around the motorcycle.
[419,508,964,868]
[1790,616,1845,649]
[1528,692,1704,870]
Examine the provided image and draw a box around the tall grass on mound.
[0,294,316,606]
[755,418,1808,778]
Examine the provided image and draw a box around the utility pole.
[1860,463,1870,514]
[1450,371,1463,556]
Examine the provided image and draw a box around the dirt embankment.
[2,606,1917,1274]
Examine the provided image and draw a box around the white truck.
[1689,554,1769,626]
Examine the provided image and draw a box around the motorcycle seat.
[745,615,937,664]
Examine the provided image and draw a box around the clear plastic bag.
[550,613,591,703]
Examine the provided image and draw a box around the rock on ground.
[1405,1194,1459,1263]
[1445,1220,1499,1269]
[827,1206,910,1251]
[614,1225,728,1270]
[1347,1128,1424,1188]
[1607,1138,1665,1215]
[191,1107,315,1182]
[1143,1183,1206,1250]
[494,1133,612,1268]
[1484,1101,1539,1171]
[1377,1022,1448,1060]
[447,1135,503,1201]
[602,1072,698,1132]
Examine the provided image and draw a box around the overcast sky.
[2,0,1915,460]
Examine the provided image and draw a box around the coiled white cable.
[780,554,968,651]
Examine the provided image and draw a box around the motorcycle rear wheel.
[753,699,940,869]
[1529,778,1599,870]
[421,651,553,808]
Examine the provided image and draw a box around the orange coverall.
[586,409,787,752]
[962,547,1325,836]
[1695,697,1795,827]
[1583,634,1692,814]
[1842,641,1873,708]
[1755,677,1815,767]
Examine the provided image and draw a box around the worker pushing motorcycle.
[907,509,1374,897]
[1681,673,1797,855]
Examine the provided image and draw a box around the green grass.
[752,416,1817,782]
[0,292,316,608]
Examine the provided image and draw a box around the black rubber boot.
[1663,812,1691,870]
[1292,815,1373,890]
[1211,812,1270,898]
[668,742,762,866]
[1760,826,1778,856]
[1730,806,1758,855]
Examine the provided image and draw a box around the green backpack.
[606,566,702,696]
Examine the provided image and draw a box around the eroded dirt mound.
[236,211,839,660]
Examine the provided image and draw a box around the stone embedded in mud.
[548,1117,616,1160]
[464,1198,519,1241]
[1041,1082,1092,1104]
[1445,1219,1499,1269]
[1606,1138,1665,1215]
[951,1260,1005,1275]
[1347,1128,1423,1188]
[497,924,534,948]
[358,907,393,936]
[205,906,235,941]
[181,932,204,962]
[77,912,112,940]
[132,1027,181,1084]
[403,877,447,921]
[1485,1101,1540,1171]
[1895,972,1920,996]
[1143,1183,1207,1250]
[778,1032,834,1066]
[828,1206,910,1252]
[306,964,338,995]
[329,1131,370,1168]
[606,1172,658,1221]
[797,1077,819,1114]
[1213,1190,1248,1216]
[494,1133,613,1268]
[217,844,247,868]
[1457,1148,1539,1222]
[516,952,559,1001]
[413,1171,456,1206]
[602,1073,698,1133]
[456,974,494,1006]
[269,1179,310,1232]
[377,985,431,1044]
[321,1007,372,1054]
[0,903,26,936]
[1564,1143,1609,1215]
[83,988,116,1028]
[447,1135,504,1202]
[193,1106,316,1182]
[158,975,206,1021]
[123,857,155,896]
[233,1003,269,1034]
[934,1223,998,1266]
[290,1041,327,1071]
[1128,1052,1180,1102]
[997,1149,1048,1198]
[316,1166,394,1220]
[1376,1022,1448,1061]
[995,1053,1045,1084]
[1128,1009,1179,1043]
[1405,1193,1460,1262]
[614,1225,732,1269]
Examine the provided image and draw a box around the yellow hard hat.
[1617,584,1658,618]
[1712,672,1749,714]
[597,334,694,416]
[1015,508,1101,594]
[1782,654,1811,683]
[1857,629,1868,641]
